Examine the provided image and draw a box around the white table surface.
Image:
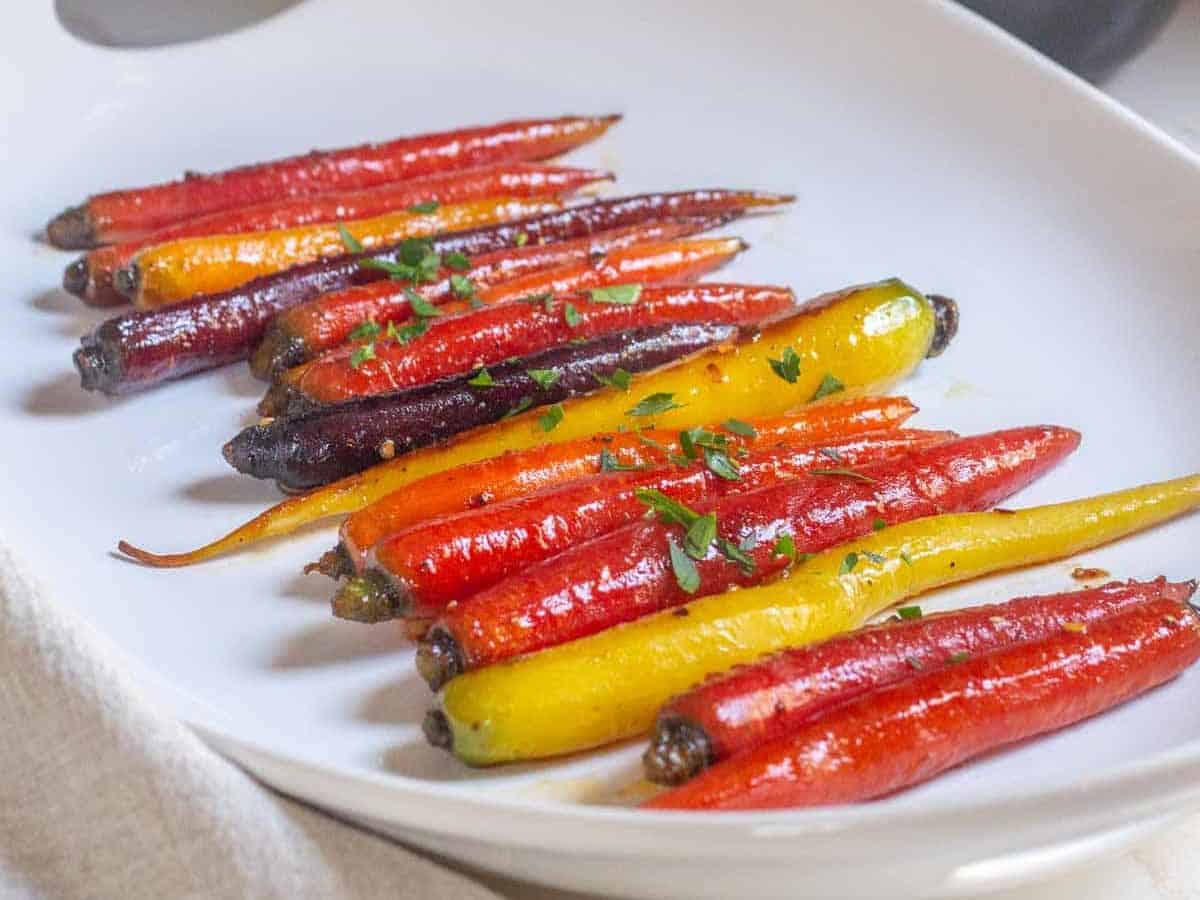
[482,3,1200,898]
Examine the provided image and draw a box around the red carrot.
[645,598,1200,810]
[47,115,620,248]
[261,279,785,417]
[645,578,1195,784]
[416,427,1081,689]
[249,216,734,378]
[338,430,952,624]
[65,163,612,307]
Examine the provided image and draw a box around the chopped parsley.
[349,343,376,369]
[773,534,797,561]
[861,551,887,565]
[537,404,564,432]
[450,274,476,299]
[518,292,554,306]
[703,447,740,481]
[587,283,643,306]
[407,200,439,214]
[347,319,381,342]
[627,392,684,417]
[839,552,859,575]
[896,605,923,620]
[872,518,887,532]
[386,318,430,345]
[514,231,529,247]
[404,288,442,318]
[900,552,914,567]
[810,373,846,401]
[948,651,970,665]
[337,223,364,253]
[667,536,701,594]
[598,449,652,472]
[526,368,560,390]
[683,513,718,560]
[723,418,757,438]
[768,346,801,384]
[360,237,441,284]
[594,368,632,391]
[444,251,471,271]
[563,302,581,327]
[467,368,495,388]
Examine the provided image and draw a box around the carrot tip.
[46,204,96,250]
[304,545,354,580]
[416,627,465,691]
[115,539,185,568]
[63,256,90,296]
[113,262,138,299]
[643,716,715,786]
[330,570,406,623]
[422,708,454,750]
[927,295,959,358]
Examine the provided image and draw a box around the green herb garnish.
[444,251,471,271]
[349,343,376,369]
[587,283,643,306]
[872,518,887,532]
[703,447,740,481]
[635,488,703,530]
[595,368,632,391]
[450,274,476,299]
[768,346,801,384]
[337,223,364,253]
[599,449,651,472]
[723,418,757,438]
[683,513,717,560]
[948,651,970,665]
[627,392,684,417]
[515,231,529,247]
[407,200,439,214]
[900,552,914,567]
[861,551,887,565]
[501,397,534,419]
[839,552,859,575]
[810,373,846,401]
[526,368,560,390]
[467,368,495,388]
[773,534,797,560]
[716,538,755,573]
[538,404,564,432]
[386,318,430,344]
[668,536,701,594]
[404,288,442,318]
[563,302,581,327]
[897,605,923,620]
[347,319,381,342]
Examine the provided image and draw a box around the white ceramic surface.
[3,2,1200,897]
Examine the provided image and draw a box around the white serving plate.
[3,2,1199,897]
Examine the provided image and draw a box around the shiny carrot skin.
[223,323,737,491]
[46,114,620,249]
[263,277,779,417]
[75,190,790,395]
[66,163,611,307]
[124,196,562,306]
[249,217,734,379]
[646,599,1200,810]
[418,427,1080,688]
[645,578,1194,785]
[341,431,952,624]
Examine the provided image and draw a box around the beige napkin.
[0,542,498,900]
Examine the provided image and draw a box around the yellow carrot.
[429,474,1200,765]
[123,196,561,306]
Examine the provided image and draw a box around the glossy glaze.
[649,578,1194,784]
[70,163,611,306]
[646,600,1200,810]
[359,431,950,621]
[222,323,736,491]
[424,427,1080,683]
[46,115,620,248]
[430,474,1200,765]
[266,276,779,415]
[249,217,737,378]
[128,195,561,306]
[75,190,790,395]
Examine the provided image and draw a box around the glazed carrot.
[261,276,779,418]
[114,280,939,562]
[76,190,790,395]
[646,599,1200,810]
[416,427,1080,689]
[46,114,620,249]
[65,163,612,307]
[425,474,1200,765]
[223,323,737,491]
[249,217,734,379]
[122,196,562,306]
[337,431,952,624]
[645,578,1194,785]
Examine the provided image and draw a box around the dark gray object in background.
[961,0,1180,81]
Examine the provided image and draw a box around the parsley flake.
[538,404,565,432]
[768,346,801,384]
[810,373,846,401]
[563,302,581,327]
[594,368,632,391]
[668,536,701,594]
[599,449,651,472]
[873,518,887,532]
[723,418,757,438]
[349,343,376,369]
[627,393,684,417]
[703,447,740,481]
[404,288,442,318]
[347,319,381,342]
[587,283,643,306]
[337,223,364,253]
[444,251,471,271]
[772,534,797,561]
[501,397,534,419]
[948,651,970,665]
[683,513,718,560]
[467,368,495,388]
[896,605,923,620]
[514,231,529,247]
[386,318,430,344]
[526,368,560,390]
[450,274,476,299]
[840,552,859,575]
[407,200,440,214]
